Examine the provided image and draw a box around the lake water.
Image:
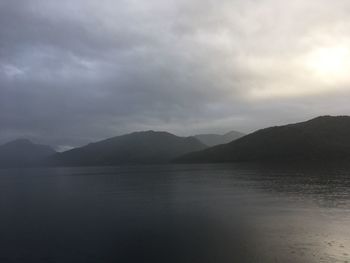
[0,164,349,262]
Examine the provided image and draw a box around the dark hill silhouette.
[0,139,56,168]
[194,131,245,146]
[50,131,207,166]
[175,116,350,163]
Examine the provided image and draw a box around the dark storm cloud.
[1,0,350,148]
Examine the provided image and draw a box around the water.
[0,164,350,262]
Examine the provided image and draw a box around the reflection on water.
[0,164,349,262]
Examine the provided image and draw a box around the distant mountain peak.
[176,115,350,163]
[0,139,56,168]
[194,130,245,147]
[130,130,172,136]
[224,130,245,136]
[49,131,207,166]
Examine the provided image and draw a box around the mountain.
[175,116,350,163]
[194,131,245,147]
[49,131,207,166]
[0,139,56,168]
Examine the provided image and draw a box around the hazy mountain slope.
[175,116,350,163]
[194,131,245,146]
[50,131,207,166]
[0,139,56,167]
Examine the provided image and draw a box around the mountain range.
[175,116,350,163]
[0,139,56,168]
[1,130,241,168]
[2,116,350,167]
[48,131,207,166]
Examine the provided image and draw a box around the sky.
[1,0,350,149]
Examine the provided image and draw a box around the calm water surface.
[0,164,349,262]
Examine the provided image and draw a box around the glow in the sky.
[305,46,350,83]
[248,44,350,99]
[3,0,350,146]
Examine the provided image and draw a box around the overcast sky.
[1,0,350,149]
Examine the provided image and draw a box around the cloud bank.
[1,0,350,148]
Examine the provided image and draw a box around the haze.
[1,0,350,149]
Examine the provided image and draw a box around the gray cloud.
[1,0,350,148]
